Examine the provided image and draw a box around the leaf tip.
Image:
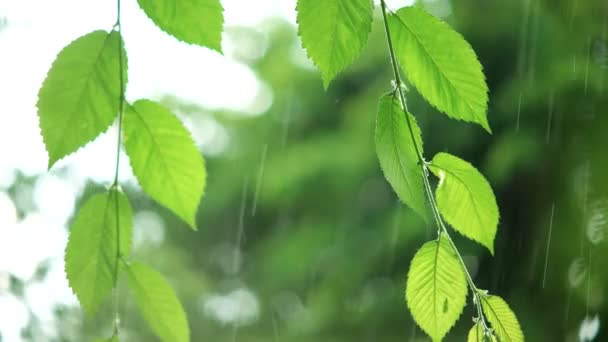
[321,73,334,90]
[47,158,56,170]
[479,115,492,134]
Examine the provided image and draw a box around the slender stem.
[113,0,124,189]
[379,0,489,328]
[111,0,124,336]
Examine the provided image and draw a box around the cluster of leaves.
[36,0,224,341]
[297,0,523,341]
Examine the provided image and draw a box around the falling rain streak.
[251,144,268,217]
[542,202,555,289]
[234,178,249,274]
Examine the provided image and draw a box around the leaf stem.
[379,0,489,329]
[111,0,124,336]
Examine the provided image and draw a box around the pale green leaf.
[481,295,524,342]
[467,322,497,342]
[37,30,127,168]
[297,0,373,88]
[65,188,132,315]
[428,152,499,254]
[124,100,205,229]
[137,0,224,52]
[388,6,490,131]
[406,233,468,341]
[127,262,189,342]
[375,92,427,220]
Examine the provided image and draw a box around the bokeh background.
[1,0,607,341]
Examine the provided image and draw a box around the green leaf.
[37,30,127,168]
[137,0,224,52]
[387,6,490,131]
[65,188,132,316]
[428,152,499,254]
[406,233,468,341]
[481,295,524,342]
[375,92,427,220]
[467,322,497,342]
[124,100,205,229]
[127,262,189,342]
[296,0,373,88]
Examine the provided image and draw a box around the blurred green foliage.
[4,0,608,341]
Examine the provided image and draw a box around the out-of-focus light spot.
[202,288,260,326]
[0,273,10,292]
[272,291,305,322]
[133,211,166,249]
[356,278,394,312]
[593,39,608,68]
[0,294,29,341]
[224,28,269,62]
[209,243,242,275]
[422,0,452,18]
[290,41,316,71]
[34,175,76,226]
[0,211,67,280]
[579,314,600,342]
[0,169,15,189]
[51,127,134,184]
[222,0,296,26]
[271,291,313,333]
[24,258,77,330]
[183,116,230,156]
[0,192,17,226]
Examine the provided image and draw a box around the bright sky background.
[0,0,414,340]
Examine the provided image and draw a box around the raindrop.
[578,315,600,342]
[133,210,166,248]
[202,288,260,326]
